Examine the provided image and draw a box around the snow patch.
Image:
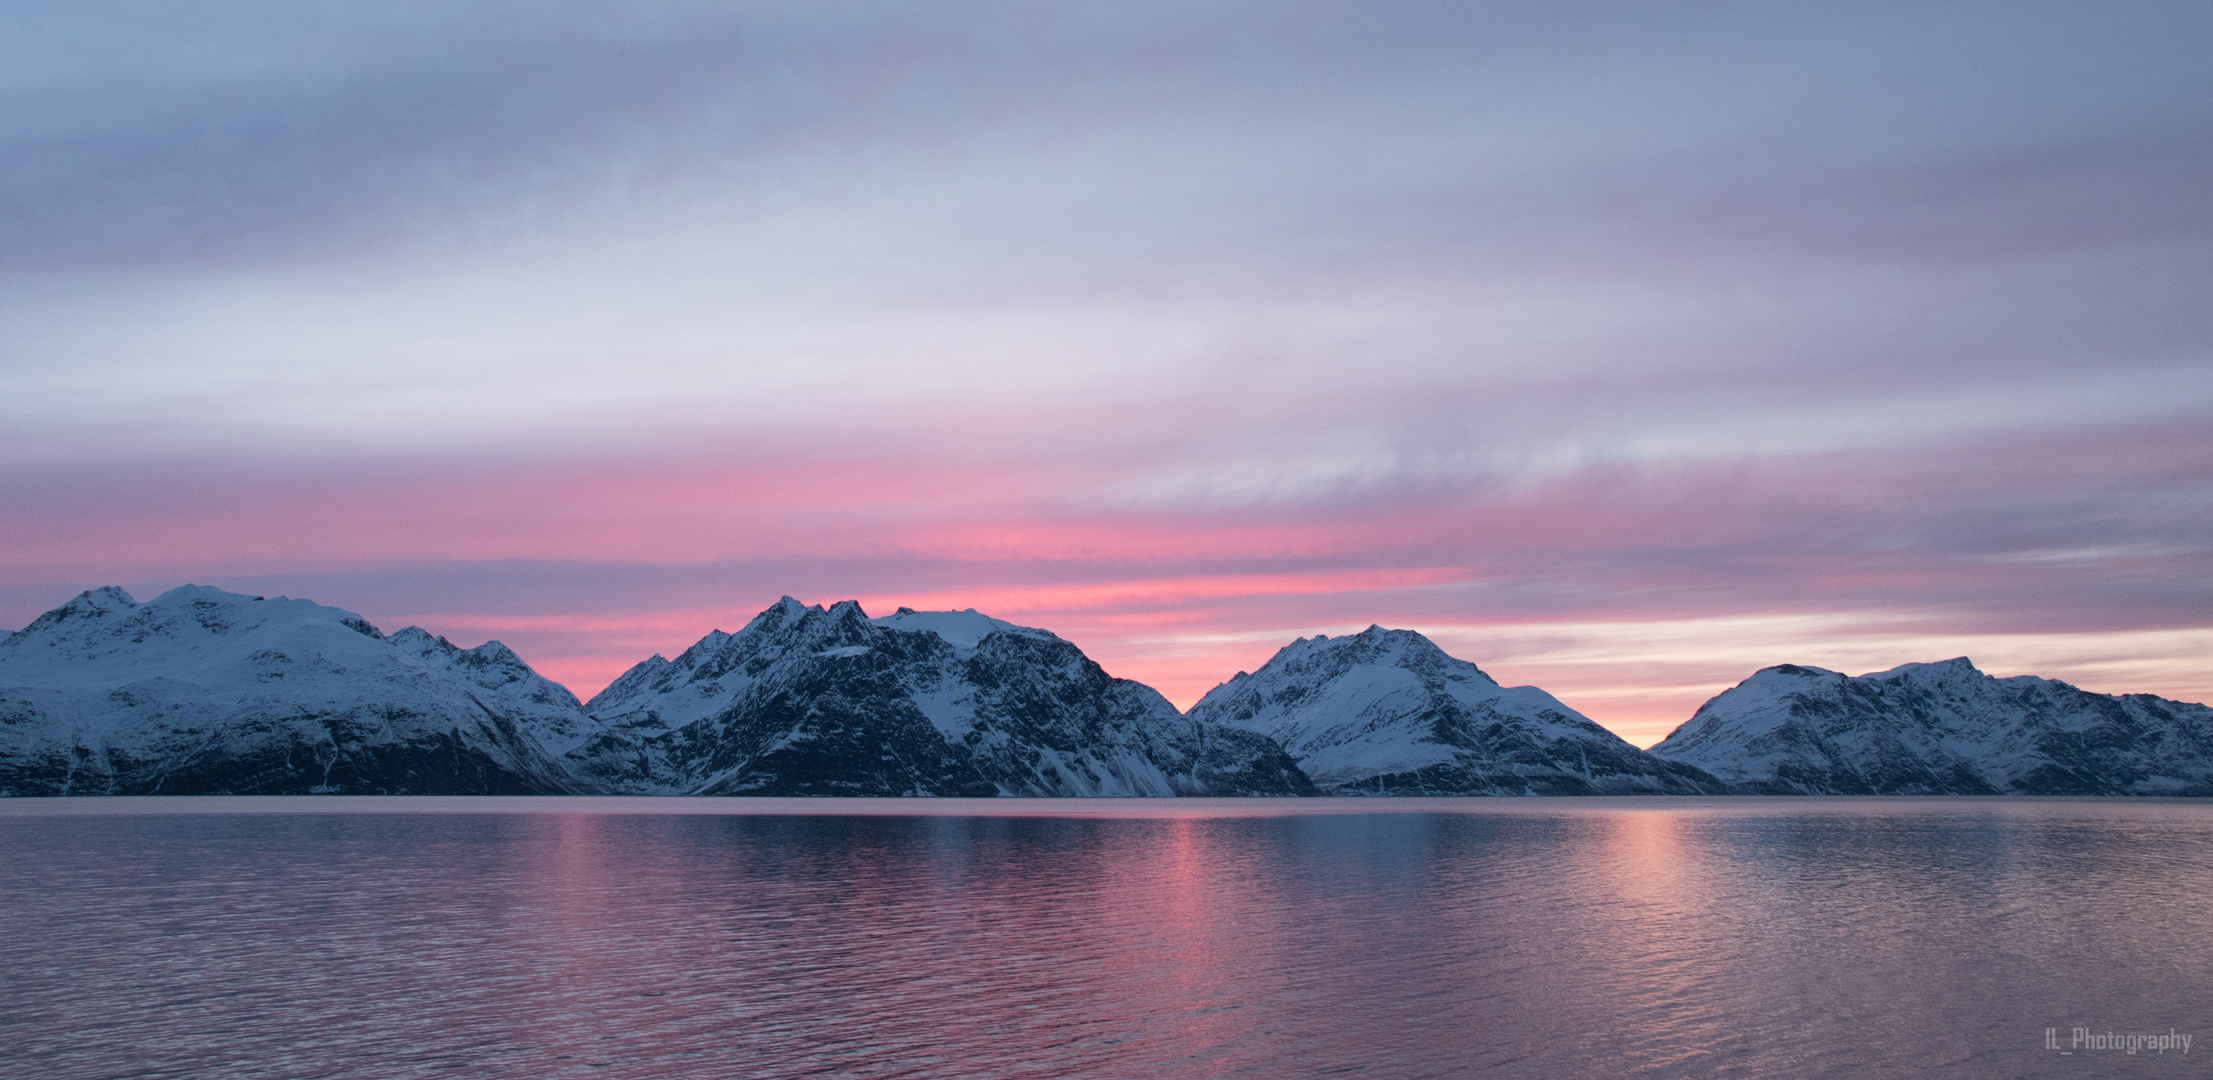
[870,608,1061,652]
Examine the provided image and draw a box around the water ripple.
[3,799,2209,1078]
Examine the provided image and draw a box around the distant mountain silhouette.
[5,587,2205,796]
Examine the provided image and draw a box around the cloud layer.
[5,0,2209,744]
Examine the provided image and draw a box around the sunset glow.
[4,2,2208,747]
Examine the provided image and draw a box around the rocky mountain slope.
[1187,626,1725,795]
[0,586,591,795]
[1647,658,2213,795]
[570,598,1316,796]
[14,586,2205,799]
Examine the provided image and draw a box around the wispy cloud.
[4,0,2209,738]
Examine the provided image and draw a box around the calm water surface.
[2,797,2207,1079]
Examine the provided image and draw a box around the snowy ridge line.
[1188,625,1729,795]
[1649,658,2213,795]
[4,586,2208,796]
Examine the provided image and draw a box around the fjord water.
[2,799,2206,1079]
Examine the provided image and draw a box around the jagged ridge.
[1648,658,2213,795]
[1188,625,1725,795]
[570,598,1316,797]
[9,587,2207,798]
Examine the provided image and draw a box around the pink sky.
[4,3,2209,747]
[7,418,2207,747]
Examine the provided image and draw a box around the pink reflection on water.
[8,803,2213,1077]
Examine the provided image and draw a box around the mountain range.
[3,586,2206,796]
[1650,658,2213,795]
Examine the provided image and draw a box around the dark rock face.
[573,598,1317,797]
[664,642,1002,798]
[0,587,1313,799]
[0,586,585,796]
[1188,626,1725,795]
[1648,658,2213,795]
[30,588,2200,801]
[26,723,558,796]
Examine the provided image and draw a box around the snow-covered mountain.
[570,598,1317,796]
[1648,658,2213,795]
[1187,626,1724,795]
[0,586,594,795]
[22,587,2201,800]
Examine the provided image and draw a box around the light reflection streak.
[7,802,2213,1077]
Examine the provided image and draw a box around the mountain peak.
[0,586,596,795]
[741,596,816,636]
[467,640,524,664]
[1190,624,1714,795]
[80,585,138,609]
[1868,656,1982,681]
[151,584,261,607]
[1276,624,1467,678]
[388,626,453,653]
[1652,656,2213,794]
[31,586,140,627]
[871,607,1060,652]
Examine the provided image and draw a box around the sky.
[3,0,2209,746]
